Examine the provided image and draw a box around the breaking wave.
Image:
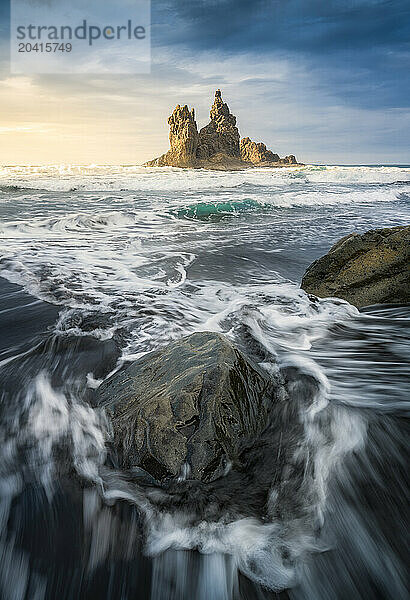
[1,164,409,193]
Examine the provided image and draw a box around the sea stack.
[196,89,241,160]
[240,137,280,164]
[145,90,301,170]
[146,104,199,168]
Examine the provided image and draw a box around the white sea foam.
[0,164,408,597]
[302,164,410,184]
[0,164,408,192]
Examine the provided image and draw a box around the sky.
[0,0,409,165]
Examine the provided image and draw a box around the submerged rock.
[301,226,410,308]
[97,332,281,482]
[144,90,300,169]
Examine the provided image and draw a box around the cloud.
[155,0,409,54]
[0,124,51,133]
[0,0,408,163]
[152,0,410,110]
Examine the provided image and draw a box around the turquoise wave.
[173,198,262,220]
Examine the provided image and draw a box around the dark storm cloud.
[152,0,410,109]
[0,0,9,73]
[0,0,9,36]
[154,0,409,54]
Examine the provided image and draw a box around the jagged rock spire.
[196,89,240,159]
[167,104,198,164]
[144,89,299,168]
[209,89,237,126]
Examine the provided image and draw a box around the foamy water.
[0,164,408,599]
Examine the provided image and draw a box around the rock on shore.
[145,90,301,169]
[301,226,410,308]
[96,332,282,482]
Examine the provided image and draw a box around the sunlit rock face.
[240,137,280,164]
[280,154,298,165]
[144,89,300,169]
[145,104,199,167]
[196,90,241,160]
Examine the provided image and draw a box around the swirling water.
[0,164,409,599]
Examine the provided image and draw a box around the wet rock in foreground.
[97,332,281,483]
[301,225,410,308]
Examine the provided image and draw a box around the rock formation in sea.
[240,137,280,164]
[301,225,410,308]
[97,332,284,483]
[146,104,199,168]
[145,90,301,169]
[196,89,241,161]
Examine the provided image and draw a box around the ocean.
[0,164,408,599]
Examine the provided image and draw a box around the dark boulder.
[97,332,281,482]
[301,226,410,308]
